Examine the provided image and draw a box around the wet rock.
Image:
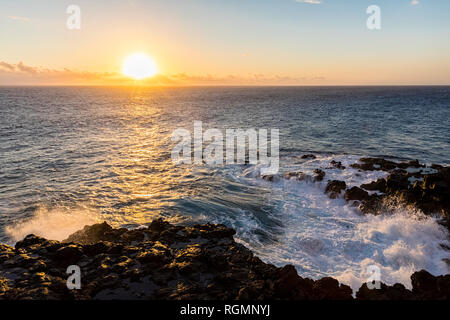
[64,222,114,244]
[352,157,450,219]
[397,159,423,169]
[329,160,346,170]
[350,158,397,171]
[261,174,279,182]
[361,178,386,192]
[431,164,444,170]
[385,171,410,192]
[345,186,369,201]
[147,218,171,233]
[380,165,449,218]
[313,169,325,182]
[284,171,313,182]
[300,154,316,159]
[325,180,347,199]
[358,194,383,215]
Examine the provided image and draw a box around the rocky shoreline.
[0,218,448,300]
[264,156,450,229]
[1,156,450,300]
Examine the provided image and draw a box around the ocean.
[1,86,449,291]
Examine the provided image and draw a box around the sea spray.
[4,206,103,244]
[229,155,450,292]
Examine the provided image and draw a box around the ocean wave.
[226,154,450,292]
[4,206,103,244]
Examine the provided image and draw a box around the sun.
[122,53,158,80]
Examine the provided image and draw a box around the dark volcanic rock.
[350,158,397,171]
[1,221,449,300]
[411,270,450,299]
[313,169,325,182]
[345,186,369,201]
[261,174,279,182]
[358,194,383,215]
[283,171,313,182]
[356,270,450,300]
[356,282,413,300]
[301,154,316,159]
[329,160,346,170]
[385,170,410,192]
[351,157,450,221]
[312,277,353,300]
[361,178,386,192]
[15,234,50,249]
[417,167,450,218]
[55,245,83,266]
[325,180,347,199]
[64,222,115,244]
[397,159,424,169]
[0,220,354,300]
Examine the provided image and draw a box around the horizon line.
[1,84,450,88]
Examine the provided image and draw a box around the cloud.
[0,62,16,72]
[0,61,121,84]
[16,62,38,74]
[295,0,322,4]
[411,0,419,5]
[0,61,45,74]
[8,16,30,22]
[0,61,326,86]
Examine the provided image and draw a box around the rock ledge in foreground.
[0,220,449,300]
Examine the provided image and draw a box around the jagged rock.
[312,277,353,300]
[15,234,49,249]
[345,186,369,201]
[385,171,410,192]
[283,171,313,182]
[397,159,423,169]
[64,222,114,244]
[329,160,345,170]
[351,157,450,230]
[411,270,450,299]
[313,169,325,182]
[0,276,10,295]
[361,178,386,192]
[55,245,83,265]
[1,221,449,300]
[261,174,279,182]
[356,282,413,300]
[325,180,347,199]
[0,221,353,300]
[356,270,450,300]
[83,242,111,256]
[350,158,397,171]
[359,194,383,215]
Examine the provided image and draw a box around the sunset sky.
[1,0,450,85]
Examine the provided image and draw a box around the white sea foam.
[231,154,450,293]
[4,206,104,244]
